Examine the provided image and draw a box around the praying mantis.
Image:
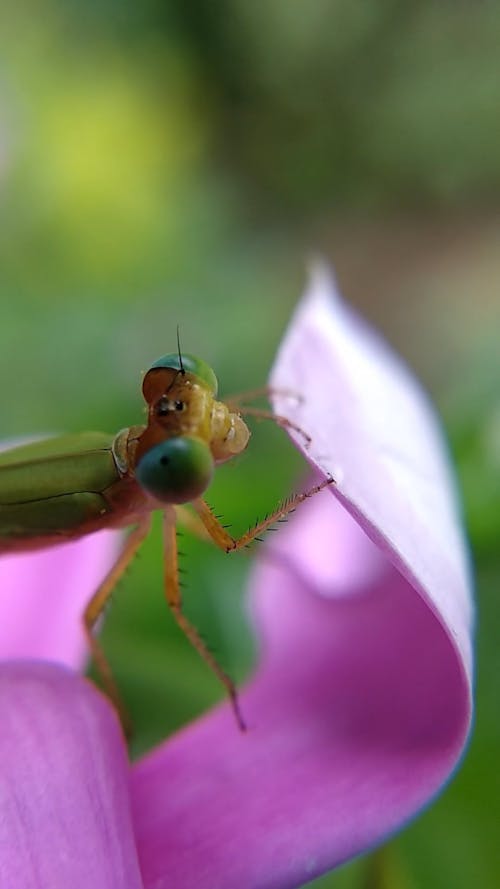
[0,347,333,729]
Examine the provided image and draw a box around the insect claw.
[231,696,247,733]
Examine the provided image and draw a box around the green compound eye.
[149,353,218,395]
[136,436,214,504]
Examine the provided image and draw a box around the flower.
[0,266,473,888]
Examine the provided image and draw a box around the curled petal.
[268,263,473,680]
[0,662,142,889]
[131,268,473,889]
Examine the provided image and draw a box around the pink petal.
[268,263,473,681]
[0,662,142,888]
[131,268,473,889]
[0,531,121,668]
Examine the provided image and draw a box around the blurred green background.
[1,2,499,888]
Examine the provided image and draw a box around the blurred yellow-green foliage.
[1,2,499,888]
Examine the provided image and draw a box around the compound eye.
[135,436,214,504]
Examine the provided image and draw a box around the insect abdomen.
[0,433,121,549]
[0,492,111,543]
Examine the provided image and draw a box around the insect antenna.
[161,327,186,395]
[176,324,186,375]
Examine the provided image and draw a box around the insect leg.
[192,476,335,552]
[162,505,246,731]
[224,385,301,408]
[234,405,311,446]
[224,384,310,443]
[83,513,151,727]
[174,504,212,543]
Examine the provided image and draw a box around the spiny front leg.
[162,505,246,731]
[192,475,335,552]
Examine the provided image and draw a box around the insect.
[0,346,333,730]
